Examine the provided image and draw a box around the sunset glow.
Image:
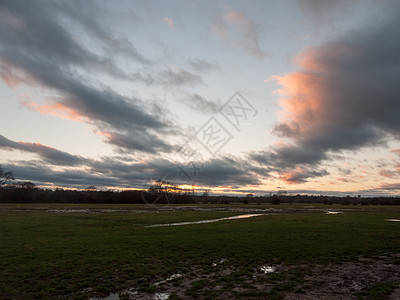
[1,1,400,196]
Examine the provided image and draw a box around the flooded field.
[146,213,267,227]
[0,203,399,299]
[0,203,373,219]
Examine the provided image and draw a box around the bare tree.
[0,165,14,187]
[148,179,179,194]
[20,182,36,189]
[203,190,210,197]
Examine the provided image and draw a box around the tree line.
[1,186,400,205]
[1,165,399,204]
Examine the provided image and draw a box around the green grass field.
[1,204,399,299]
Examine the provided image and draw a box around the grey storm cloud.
[279,168,329,184]
[0,1,258,190]
[125,68,203,86]
[105,131,175,154]
[0,0,190,154]
[296,0,358,16]
[250,3,400,183]
[89,155,259,188]
[0,134,85,166]
[187,59,219,73]
[194,156,259,187]
[178,93,221,114]
[376,183,400,191]
[1,132,258,189]
[2,162,122,188]
[0,1,143,81]
[160,68,203,86]
[55,0,151,65]
[250,146,327,170]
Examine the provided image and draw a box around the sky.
[1,0,400,196]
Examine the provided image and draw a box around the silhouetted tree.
[148,179,178,194]
[0,166,14,187]
[19,182,36,189]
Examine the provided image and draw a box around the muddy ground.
[91,254,400,299]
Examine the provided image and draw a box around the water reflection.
[325,211,343,215]
[146,214,266,227]
[154,273,183,286]
[260,265,276,274]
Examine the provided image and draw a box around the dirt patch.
[389,286,400,300]
[284,255,400,299]
[90,254,400,299]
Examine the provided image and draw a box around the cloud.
[296,0,358,16]
[0,134,85,166]
[187,59,219,72]
[295,0,367,31]
[279,167,328,184]
[163,17,174,28]
[178,93,221,114]
[102,131,175,154]
[1,130,258,189]
[23,102,85,121]
[191,156,259,187]
[2,161,122,188]
[379,169,397,178]
[47,0,151,65]
[376,182,400,191]
[391,149,400,156]
[160,67,203,86]
[252,4,400,182]
[0,0,183,153]
[213,6,265,58]
[90,155,261,189]
[4,155,259,190]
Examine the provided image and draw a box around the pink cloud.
[23,101,85,121]
[379,169,396,178]
[391,149,400,156]
[213,6,265,58]
[0,60,28,88]
[163,17,174,28]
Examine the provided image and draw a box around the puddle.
[1,206,279,215]
[154,273,183,286]
[260,265,276,274]
[154,293,169,300]
[385,219,400,222]
[91,274,179,299]
[325,211,343,215]
[146,214,266,227]
[212,258,226,267]
[50,209,93,213]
